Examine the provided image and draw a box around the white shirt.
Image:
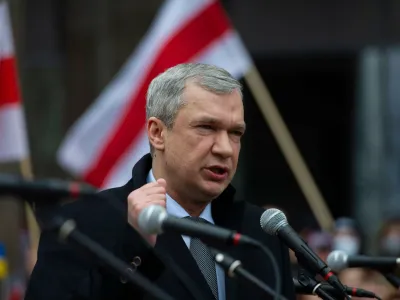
[147,169,226,300]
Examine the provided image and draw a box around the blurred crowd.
[292,215,400,300]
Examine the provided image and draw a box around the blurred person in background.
[338,215,400,300]
[332,217,362,255]
[378,215,400,257]
[340,269,399,300]
[331,217,369,296]
[375,215,400,299]
[304,230,333,263]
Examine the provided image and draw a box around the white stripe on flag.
[195,31,252,79]
[0,2,14,58]
[0,105,28,161]
[102,129,149,189]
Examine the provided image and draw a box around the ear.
[147,117,166,151]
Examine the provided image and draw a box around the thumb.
[156,178,167,188]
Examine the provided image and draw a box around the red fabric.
[0,57,20,108]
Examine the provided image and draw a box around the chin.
[200,182,228,199]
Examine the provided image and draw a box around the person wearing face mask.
[378,217,400,257]
[332,217,362,256]
[306,230,333,263]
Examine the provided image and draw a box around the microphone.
[293,278,378,299]
[327,250,400,273]
[51,217,174,300]
[138,205,259,247]
[209,247,287,300]
[0,173,97,200]
[260,208,350,300]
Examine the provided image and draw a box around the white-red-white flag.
[57,0,252,189]
[0,1,29,162]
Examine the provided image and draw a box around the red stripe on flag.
[83,1,232,187]
[0,57,21,107]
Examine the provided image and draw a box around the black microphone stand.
[30,202,175,300]
[297,267,336,300]
[208,247,287,300]
[295,251,350,300]
[41,215,174,300]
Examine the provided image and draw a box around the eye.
[231,131,244,137]
[198,125,213,130]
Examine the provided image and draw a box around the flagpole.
[19,156,40,274]
[244,65,334,230]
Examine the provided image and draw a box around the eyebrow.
[192,117,246,131]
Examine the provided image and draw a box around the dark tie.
[186,217,219,299]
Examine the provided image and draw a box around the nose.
[212,131,233,158]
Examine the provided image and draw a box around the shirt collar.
[146,169,214,224]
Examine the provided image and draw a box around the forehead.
[180,83,243,117]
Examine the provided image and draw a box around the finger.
[145,200,166,208]
[133,194,166,208]
[156,178,167,188]
[140,181,163,190]
[146,194,166,203]
[132,199,166,216]
[144,186,166,196]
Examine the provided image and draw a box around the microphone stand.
[295,252,350,300]
[35,210,175,300]
[208,247,287,300]
[297,267,336,300]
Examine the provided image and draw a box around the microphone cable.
[257,243,282,300]
[238,238,282,300]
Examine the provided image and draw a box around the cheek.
[232,142,241,157]
[186,136,215,163]
[230,143,241,170]
[185,132,214,151]
[167,133,210,164]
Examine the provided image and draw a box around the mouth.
[207,166,228,174]
[204,165,229,181]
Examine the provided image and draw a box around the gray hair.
[146,63,242,126]
[146,63,242,152]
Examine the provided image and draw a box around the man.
[25,63,295,300]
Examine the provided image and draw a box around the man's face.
[163,83,245,202]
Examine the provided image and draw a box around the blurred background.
[1,0,400,299]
